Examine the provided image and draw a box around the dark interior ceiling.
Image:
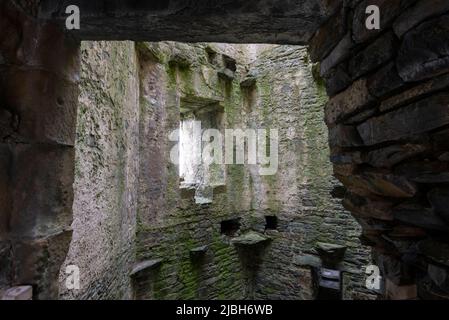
[33,0,340,43]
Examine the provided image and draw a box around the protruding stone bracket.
[129,259,163,277]
[231,231,271,247]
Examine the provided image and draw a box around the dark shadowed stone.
[309,5,346,62]
[395,161,449,184]
[0,68,79,145]
[393,0,449,37]
[337,171,417,198]
[325,78,374,125]
[418,239,449,267]
[324,64,353,96]
[389,225,427,238]
[393,202,449,231]
[333,164,358,176]
[13,230,72,300]
[0,144,11,239]
[358,94,449,146]
[367,62,404,99]
[8,144,75,239]
[329,148,363,165]
[0,242,12,288]
[330,185,347,199]
[343,107,377,125]
[354,216,393,233]
[349,32,397,79]
[418,277,449,299]
[432,128,449,152]
[374,252,416,285]
[240,76,257,88]
[428,264,449,293]
[328,125,364,148]
[381,72,449,112]
[343,192,394,221]
[36,0,338,44]
[352,0,407,44]
[428,188,449,224]
[361,232,398,255]
[362,144,428,168]
[397,15,449,82]
[320,33,354,76]
[0,3,80,82]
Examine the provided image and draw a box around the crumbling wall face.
[135,42,249,300]
[134,42,375,300]
[310,0,449,299]
[243,46,374,300]
[59,41,140,299]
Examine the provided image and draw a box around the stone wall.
[309,0,449,299]
[58,41,139,299]
[246,46,374,300]
[0,1,79,299]
[134,42,375,299]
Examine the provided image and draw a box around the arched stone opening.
[1,0,449,300]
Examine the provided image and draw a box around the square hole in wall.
[223,55,237,72]
[220,218,241,236]
[265,215,278,230]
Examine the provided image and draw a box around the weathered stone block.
[309,5,346,62]
[393,0,449,37]
[386,280,417,300]
[0,68,79,145]
[428,188,449,224]
[397,15,449,82]
[328,125,363,148]
[320,33,354,76]
[1,285,32,300]
[325,78,374,125]
[418,239,449,267]
[367,62,404,99]
[337,171,417,198]
[393,202,449,231]
[329,148,363,165]
[324,64,353,96]
[13,230,72,299]
[349,32,397,79]
[8,144,75,239]
[375,253,416,286]
[343,192,394,221]
[395,161,449,184]
[0,2,79,82]
[362,144,428,168]
[381,72,449,112]
[428,264,449,293]
[358,94,449,146]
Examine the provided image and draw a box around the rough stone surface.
[36,0,339,44]
[132,43,374,300]
[58,41,139,300]
[397,15,449,82]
